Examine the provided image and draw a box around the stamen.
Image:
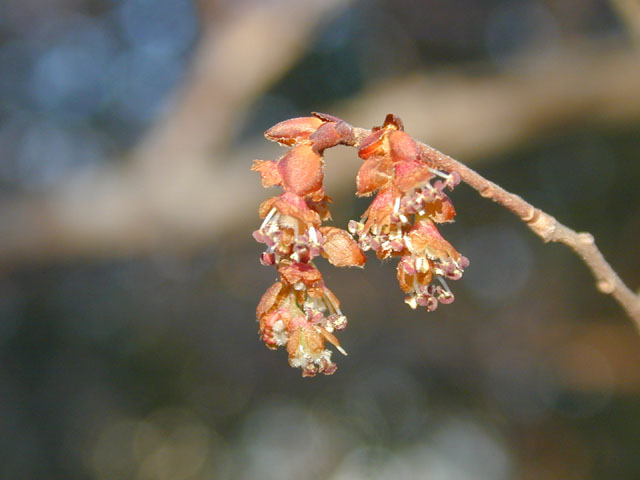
[412,275,420,294]
[336,345,348,356]
[323,292,342,316]
[437,276,451,293]
[394,196,401,214]
[309,226,317,243]
[428,167,451,179]
[260,207,277,230]
[404,236,414,251]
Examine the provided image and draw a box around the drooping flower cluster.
[252,114,366,377]
[253,113,468,376]
[347,114,469,311]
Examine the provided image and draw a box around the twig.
[344,124,640,330]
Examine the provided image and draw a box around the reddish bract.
[251,160,281,188]
[277,144,323,196]
[356,154,393,196]
[320,227,367,267]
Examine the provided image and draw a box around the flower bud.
[265,117,324,146]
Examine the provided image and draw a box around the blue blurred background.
[1,0,640,478]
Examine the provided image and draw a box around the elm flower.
[253,113,469,375]
[349,115,468,312]
[253,115,362,376]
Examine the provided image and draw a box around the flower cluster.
[253,113,468,376]
[347,114,469,311]
[252,114,365,377]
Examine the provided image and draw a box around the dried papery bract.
[253,113,468,376]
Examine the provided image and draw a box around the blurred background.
[1,0,640,478]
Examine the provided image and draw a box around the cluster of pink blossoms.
[253,113,468,376]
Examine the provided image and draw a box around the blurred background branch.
[609,0,640,44]
[134,0,351,169]
[2,1,640,478]
[1,41,640,269]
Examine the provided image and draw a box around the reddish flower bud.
[265,116,324,146]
